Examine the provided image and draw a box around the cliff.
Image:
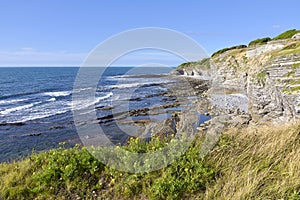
[174,30,300,123]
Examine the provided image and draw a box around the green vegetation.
[284,71,295,77]
[272,29,300,40]
[0,136,214,199]
[198,58,211,70]
[283,85,300,94]
[1,122,300,199]
[211,45,247,57]
[291,85,300,92]
[292,62,300,70]
[248,37,271,46]
[282,42,300,50]
[177,61,198,69]
[0,144,105,199]
[177,58,211,70]
[272,42,300,57]
[205,122,300,199]
[210,29,300,59]
[256,71,267,85]
[287,79,300,85]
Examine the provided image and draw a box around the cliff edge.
[174,29,300,123]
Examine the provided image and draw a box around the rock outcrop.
[174,35,300,123]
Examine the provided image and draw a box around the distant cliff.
[174,29,300,123]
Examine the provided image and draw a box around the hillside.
[174,29,300,123]
[1,30,300,200]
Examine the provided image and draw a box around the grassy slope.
[203,122,300,199]
[1,122,300,199]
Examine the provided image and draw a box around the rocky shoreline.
[173,35,300,130]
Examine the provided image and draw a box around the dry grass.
[0,122,299,199]
[203,121,300,199]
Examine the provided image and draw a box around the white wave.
[47,97,56,102]
[71,92,113,111]
[44,91,71,97]
[108,80,172,90]
[96,92,113,102]
[0,98,28,105]
[109,83,142,89]
[15,109,70,123]
[0,101,42,115]
[75,87,94,92]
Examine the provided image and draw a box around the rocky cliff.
[174,31,300,124]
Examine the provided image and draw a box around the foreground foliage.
[203,122,300,199]
[0,122,299,199]
[0,136,214,199]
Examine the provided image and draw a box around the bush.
[0,135,215,199]
[248,37,271,46]
[0,145,105,199]
[272,29,300,40]
[1,122,300,199]
[212,45,247,57]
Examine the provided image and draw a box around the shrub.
[272,29,300,40]
[177,58,210,70]
[256,71,267,85]
[212,45,247,57]
[248,37,271,46]
[0,135,215,199]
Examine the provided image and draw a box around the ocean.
[0,67,177,162]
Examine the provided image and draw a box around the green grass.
[287,79,300,85]
[256,71,267,85]
[0,136,215,200]
[1,122,300,199]
[273,29,300,40]
[177,58,210,70]
[211,45,247,57]
[292,62,300,70]
[271,41,300,57]
[282,42,300,50]
[283,85,300,94]
[248,37,271,46]
[284,71,296,77]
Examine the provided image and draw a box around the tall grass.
[0,122,299,199]
[204,122,300,199]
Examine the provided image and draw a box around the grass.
[248,37,271,46]
[0,136,215,200]
[177,58,211,70]
[203,122,300,199]
[284,71,296,77]
[290,86,300,93]
[256,71,267,85]
[1,122,300,199]
[271,42,300,57]
[272,29,300,40]
[282,42,300,50]
[292,62,300,70]
[211,45,247,57]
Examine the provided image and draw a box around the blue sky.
[0,0,299,66]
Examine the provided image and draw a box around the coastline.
[1,30,300,199]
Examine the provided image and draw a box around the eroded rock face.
[171,58,212,80]
[209,39,300,123]
[247,56,300,121]
[171,37,300,126]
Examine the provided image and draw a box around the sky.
[0,0,299,67]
